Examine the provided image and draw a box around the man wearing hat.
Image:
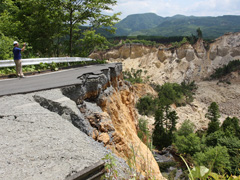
[13,41,26,78]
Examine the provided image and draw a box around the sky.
[105,0,240,20]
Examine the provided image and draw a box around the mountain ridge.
[114,13,240,38]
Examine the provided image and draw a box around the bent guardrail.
[0,57,94,68]
[65,161,105,180]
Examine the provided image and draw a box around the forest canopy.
[0,0,120,59]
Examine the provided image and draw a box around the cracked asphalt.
[0,63,119,97]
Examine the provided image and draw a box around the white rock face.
[90,32,240,85]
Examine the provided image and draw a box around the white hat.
[13,41,18,45]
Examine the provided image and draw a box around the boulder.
[97,133,110,145]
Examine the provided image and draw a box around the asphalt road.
[0,63,119,97]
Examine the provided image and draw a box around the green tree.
[205,130,225,147]
[136,95,156,116]
[0,32,14,60]
[78,30,108,56]
[62,0,120,56]
[152,107,167,149]
[218,136,240,175]
[0,0,20,37]
[17,0,64,56]
[221,117,240,138]
[152,105,178,150]
[196,27,203,39]
[0,0,120,57]
[0,0,64,57]
[205,102,220,135]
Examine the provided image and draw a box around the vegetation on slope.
[210,60,240,79]
[132,68,240,178]
[175,103,240,177]
[136,81,197,117]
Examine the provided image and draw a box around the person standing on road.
[13,41,26,78]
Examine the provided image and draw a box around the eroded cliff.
[90,32,240,85]
[61,63,163,179]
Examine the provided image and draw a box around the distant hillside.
[115,13,163,36]
[115,14,240,38]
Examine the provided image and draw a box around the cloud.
[109,0,240,19]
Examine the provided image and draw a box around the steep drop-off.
[61,63,163,179]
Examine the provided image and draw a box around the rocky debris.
[77,101,115,146]
[154,146,184,180]
[196,81,240,120]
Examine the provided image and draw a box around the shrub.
[158,81,197,107]
[158,83,181,106]
[136,95,156,116]
[210,60,240,79]
[193,146,230,174]
[176,119,195,137]
[123,68,144,84]
[137,118,151,147]
[174,133,201,156]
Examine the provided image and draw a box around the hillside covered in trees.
[114,13,240,38]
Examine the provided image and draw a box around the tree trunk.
[69,9,73,57]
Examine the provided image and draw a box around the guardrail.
[65,161,105,180]
[0,57,94,68]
